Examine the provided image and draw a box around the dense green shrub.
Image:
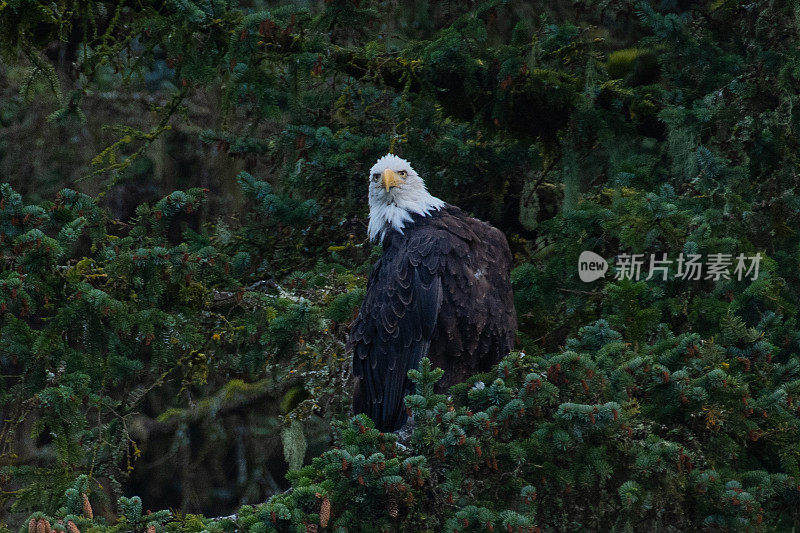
[0,180,363,517]
[12,341,800,530]
[2,0,800,530]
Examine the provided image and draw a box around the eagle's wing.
[347,232,443,431]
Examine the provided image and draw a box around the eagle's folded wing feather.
[348,236,442,431]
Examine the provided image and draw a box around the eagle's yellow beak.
[382,168,402,192]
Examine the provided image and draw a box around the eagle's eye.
[397,170,407,177]
[371,173,380,182]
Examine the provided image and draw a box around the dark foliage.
[1,0,800,530]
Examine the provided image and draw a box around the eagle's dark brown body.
[347,205,516,431]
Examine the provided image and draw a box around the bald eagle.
[347,154,517,431]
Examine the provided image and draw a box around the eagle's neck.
[368,192,445,243]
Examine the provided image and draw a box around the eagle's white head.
[367,153,444,242]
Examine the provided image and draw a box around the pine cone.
[147,525,156,533]
[319,496,331,527]
[66,520,80,533]
[81,493,93,519]
[388,487,399,518]
[306,524,318,533]
[28,518,36,533]
[35,518,51,533]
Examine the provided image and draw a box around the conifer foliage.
[2,0,800,530]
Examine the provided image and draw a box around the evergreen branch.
[20,43,64,107]
[77,89,187,186]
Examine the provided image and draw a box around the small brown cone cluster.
[146,525,156,533]
[319,496,331,527]
[81,493,93,519]
[66,520,80,533]
[305,524,318,533]
[29,518,52,533]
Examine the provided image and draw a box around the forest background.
[2,0,800,531]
